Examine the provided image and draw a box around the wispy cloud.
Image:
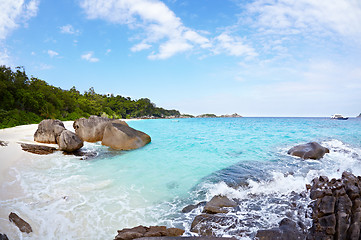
[212,33,257,58]
[245,0,361,38]
[80,0,211,59]
[59,24,80,35]
[81,52,99,62]
[0,0,40,40]
[47,50,59,58]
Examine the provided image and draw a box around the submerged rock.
[73,116,128,142]
[9,212,32,233]
[0,140,8,147]
[64,149,98,160]
[190,214,241,236]
[182,201,207,213]
[287,142,329,160]
[102,122,151,150]
[34,119,65,144]
[20,143,57,155]
[114,225,184,240]
[58,130,83,152]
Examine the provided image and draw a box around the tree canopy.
[0,65,180,129]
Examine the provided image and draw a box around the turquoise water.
[2,117,361,239]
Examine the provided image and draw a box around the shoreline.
[0,119,141,238]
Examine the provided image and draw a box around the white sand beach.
[0,119,139,238]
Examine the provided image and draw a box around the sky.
[1,0,361,117]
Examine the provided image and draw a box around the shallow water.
[1,117,361,239]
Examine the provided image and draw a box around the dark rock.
[335,212,350,240]
[68,149,98,160]
[182,201,207,213]
[136,238,235,240]
[143,226,167,237]
[202,195,237,214]
[73,116,128,142]
[20,143,57,155]
[58,130,83,152]
[190,214,240,236]
[116,231,144,240]
[256,218,305,240]
[9,212,32,233]
[336,194,352,215]
[310,189,326,200]
[165,228,185,237]
[348,222,361,240]
[114,226,184,240]
[34,119,65,144]
[318,214,336,235]
[307,171,361,240]
[0,140,8,147]
[0,233,9,240]
[287,142,330,160]
[102,122,151,150]
[318,196,336,217]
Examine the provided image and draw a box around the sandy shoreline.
[0,119,140,238]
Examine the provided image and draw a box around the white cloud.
[246,0,361,38]
[131,42,152,52]
[81,52,99,62]
[47,50,59,58]
[213,33,257,58]
[80,0,211,59]
[60,24,80,35]
[0,0,40,40]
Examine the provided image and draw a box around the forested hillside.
[0,65,180,129]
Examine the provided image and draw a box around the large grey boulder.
[73,116,128,142]
[102,122,151,150]
[34,119,65,143]
[287,142,329,160]
[58,130,83,152]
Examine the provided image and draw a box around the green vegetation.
[0,65,180,129]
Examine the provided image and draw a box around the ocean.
[1,117,361,239]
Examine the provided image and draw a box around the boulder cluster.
[34,119,83,152]
[308,172,361,240]
[73,116,151,150]
[29,116,151,154]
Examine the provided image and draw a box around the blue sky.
[1,0,361,117]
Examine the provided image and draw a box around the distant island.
[357,113,361,118]
[175,113,242,119]
[0,65,180,129]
